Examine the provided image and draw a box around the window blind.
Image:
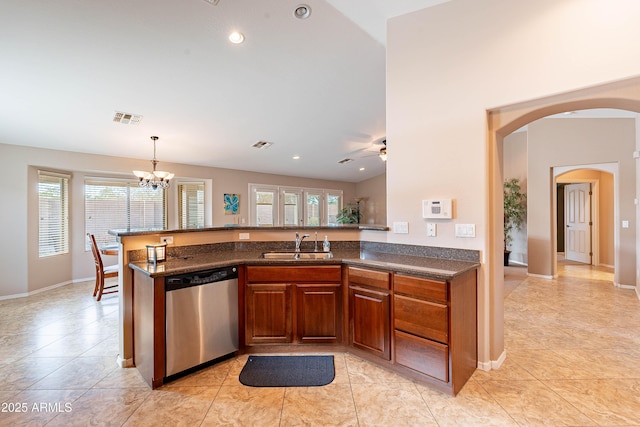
[85,179,166,249]
[38,171,70,257]
[178,182,205,228]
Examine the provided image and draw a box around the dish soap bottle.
[323,235,330,252]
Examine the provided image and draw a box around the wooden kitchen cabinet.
[347,266,391,360]
[244,265,341,346]
[245,282,293,344]
[393,270,477,395]
[296,283,342,344]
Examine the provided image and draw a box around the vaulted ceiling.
[0,0,445,182]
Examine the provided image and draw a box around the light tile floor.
[1,262,639,426]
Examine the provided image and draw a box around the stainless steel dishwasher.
[165,265,239,378]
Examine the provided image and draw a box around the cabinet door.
[296,283,342,344]
[349,285,390,360]
[245,283,292,344]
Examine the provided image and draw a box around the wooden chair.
[87,233,119,301]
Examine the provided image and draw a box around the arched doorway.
[486,76,640,367]
[555,167,616,273]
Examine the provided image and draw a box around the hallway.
[0,262,639,426]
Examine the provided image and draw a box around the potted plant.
[503,178,526,266]
[336,203,362,224]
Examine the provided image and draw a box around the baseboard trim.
[615,282,636,290]
[0,280,74,301]
[527,272,554,280]
[117,355,134,368]
[507,260,528,267]
[599,263,615,269]
[477,349,506,371]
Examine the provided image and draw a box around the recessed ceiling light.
[293,4,311,19]
[292,155,300,160]
[359,167,365,171]
[229,31,244,44]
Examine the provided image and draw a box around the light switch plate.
[622,220,629,229]
[393,222,409,234]
[455,224,476,238]
[239,233,250,240]
[427,223,437,237]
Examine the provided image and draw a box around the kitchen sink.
[261,251,333,260]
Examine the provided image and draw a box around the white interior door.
[565,183,592,264]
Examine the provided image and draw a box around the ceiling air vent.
[252,141,273,149]
[113,111,143,125]
[338,158,353,164]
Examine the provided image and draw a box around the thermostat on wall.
[422,199,453,219]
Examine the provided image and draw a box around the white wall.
[355,172,387,225]
[387,0,640,365]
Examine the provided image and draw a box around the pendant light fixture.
[133,136,174,189]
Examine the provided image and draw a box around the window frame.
[177,181,205,229]
[84,177,167,250]
[38,170,70,258]
[249,183,342,226]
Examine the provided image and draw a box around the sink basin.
[262,251,333,260]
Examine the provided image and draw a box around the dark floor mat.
[239,355,335,387]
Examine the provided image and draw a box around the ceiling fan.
[338,137,387,164]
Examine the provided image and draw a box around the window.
[85,179,166,249]
[282,188,302,226]
[326,191,342,225]
[38,171,70,257]
[304,191,322,226]
[252,186,278,226]
[249,184,342,226]
[178,182,205,228]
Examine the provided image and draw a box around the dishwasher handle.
[165,266,238,292]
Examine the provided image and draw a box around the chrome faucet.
[295,232,310,252]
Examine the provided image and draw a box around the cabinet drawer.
[394,294,448,344]
[394,274,447,302]
[347,266,390,290]
[246,266,341,283]
[394,330,449,382]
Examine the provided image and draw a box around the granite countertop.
[130,249,479,281]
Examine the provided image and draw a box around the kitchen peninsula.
[112,225,479,395]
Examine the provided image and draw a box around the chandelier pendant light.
[133,136,174,189]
